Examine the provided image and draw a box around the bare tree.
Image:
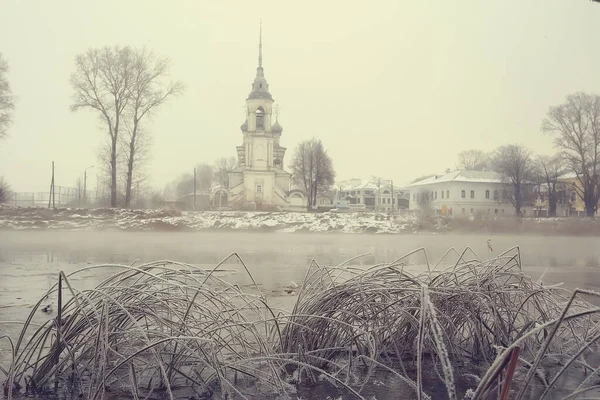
[457,149,490,171]
[290,138,335,208]
[122,49,184,208]
[0,54,15,141]
[70,46,136,208]
[416,190,434,216]
[542,93,600,217]
[214,156,237,189]
[492,144,534,216]
[534,155,567,217]
[0,177,11,204]
[166,163,214,199]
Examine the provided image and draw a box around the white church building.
[227,28,306,211]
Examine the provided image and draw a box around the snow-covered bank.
[0,207,419,234]
[2,207,599,235]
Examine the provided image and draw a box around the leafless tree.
[70,46,137,207]
[534,155,567,217]
[457,149,490,171]
[165,164,214,199]
[290,138,335,208]
[542,93,600,217]
[213,157,237,189]
[0,177,11,204]
[0,54,15,141]
[122,49,184,208]
[416,190,434,216]
[492,144,535,216]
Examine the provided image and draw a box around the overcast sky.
[1,0,599,193]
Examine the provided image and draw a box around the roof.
[558,171,578,180]
[338,178,406,192]
[407,170,505,187]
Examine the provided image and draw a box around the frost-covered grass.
[2,247,600,399]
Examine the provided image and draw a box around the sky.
[1,0,600,193]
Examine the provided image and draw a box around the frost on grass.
[3,247,600,399]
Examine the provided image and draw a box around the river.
[1,230,599,399]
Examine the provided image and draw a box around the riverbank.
[1,206,599,235]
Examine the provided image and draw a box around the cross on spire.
[258,19,263,68]
[274,104,281,120]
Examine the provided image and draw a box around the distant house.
[407,170,543,217]
[337,178,409,212]
[557,172,599,217]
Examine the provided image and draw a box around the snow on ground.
[0,207,419,234]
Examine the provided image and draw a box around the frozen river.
[1,230,600,398]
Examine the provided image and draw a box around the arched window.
[485,190,490,199]
[256,107,264,129]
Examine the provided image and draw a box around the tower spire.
[258,20,263,68]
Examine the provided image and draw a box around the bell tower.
[229,22,292,211]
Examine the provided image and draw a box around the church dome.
[271,120,283,134]
[240,119,248,131]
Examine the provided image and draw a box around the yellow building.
[558,173,598,216]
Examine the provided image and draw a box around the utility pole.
[391,180,394,214]
[48,161,55,209]
[377,178,381,213]
[83,165,94,207]
[193,167,197,211]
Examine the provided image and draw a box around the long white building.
[407,170,537,217]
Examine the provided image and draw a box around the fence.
[9,186,106,208]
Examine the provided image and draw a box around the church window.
[256,108,264,129]
[256,184,262,193]
[485,190,490,199]
[260,84,262,88]
[461,190,466,198]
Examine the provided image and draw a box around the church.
[227,28,306,211]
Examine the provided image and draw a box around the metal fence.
[9,186,104,208]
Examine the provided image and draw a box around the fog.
[2,0,600,192]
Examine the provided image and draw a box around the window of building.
[470,190,475,199]
[485,190,490,199]
[256,184,262,193]
[446,190,449,198]
[571,192,576,202]
[501,209,505,214]
[461,190,466,198]
[256,108,264,129]
[357,198,360,203]
[435,191,437,199]
[493,190,499,200]
[470,208,474,214]
[495,209,498,214]
[441,191,444,199]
